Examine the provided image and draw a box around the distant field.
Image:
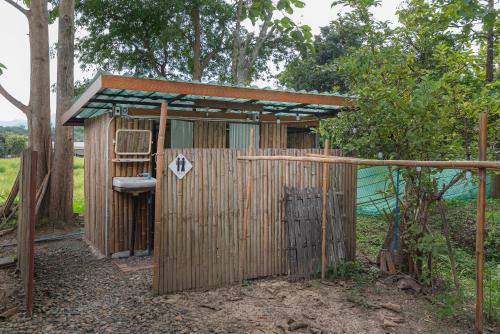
[0,157,85,214]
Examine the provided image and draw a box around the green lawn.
[0,157,85,214]
[357,199,500,323]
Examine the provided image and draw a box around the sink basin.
[113,177,156,193]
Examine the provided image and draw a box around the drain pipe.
[104,113,115,256]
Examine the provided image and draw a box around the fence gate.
[284,186,346,279]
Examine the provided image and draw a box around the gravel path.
[0,238,471,334]
[1,239,189,333]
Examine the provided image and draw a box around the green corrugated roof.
[65,72,351,124]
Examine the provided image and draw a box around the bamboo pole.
[475,112,487,334]
[237,155,500,170]
[240,128,255,282]
[321,140,330,280]
[153,101,168,293]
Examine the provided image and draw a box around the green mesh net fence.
[356,167,492,216]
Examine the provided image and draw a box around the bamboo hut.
[62,73,358,294]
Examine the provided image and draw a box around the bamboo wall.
[288,131,317,149]
[84,115,153,255]
[84,115,108,253]
[193,121,227,148]
[156,148,357,294]
[109,117,153,254]
[84,117,300,256]
[260,124,287,148]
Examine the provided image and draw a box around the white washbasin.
[113,177,156,191]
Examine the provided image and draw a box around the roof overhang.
[62,74,353,126]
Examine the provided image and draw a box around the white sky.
[0,0,401,122]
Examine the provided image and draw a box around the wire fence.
[356,166,492,216]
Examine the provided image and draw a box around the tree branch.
[434,171,465,200]
[0,83,29,114]
[4,0,29,17]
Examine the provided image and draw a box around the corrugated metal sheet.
[229,123,260,149]
[170,120,193,148]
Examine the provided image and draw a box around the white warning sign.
[168,154,192,179]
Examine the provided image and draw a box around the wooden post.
[475,112,487,334]
[240,128,255,282]
[27,150,37,316]
[321,140,330,280]
[153,101,168,293]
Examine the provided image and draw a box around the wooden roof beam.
[127,107,325,126]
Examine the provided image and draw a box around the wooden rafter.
[126,108,323,126]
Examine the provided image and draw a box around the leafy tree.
[0,126,28,136]
[0,133,28,157]
[76,0,233,81]
[75,0,312,84]
[229,0,312,84]
[313,0,498,282]
[278,19,367,93]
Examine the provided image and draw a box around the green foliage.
[357,215,386,256]
[0,133,28,157]
[308,0,498,286]
[73,157,85,213]
[0,63,6,76]
[76,0,216,79]
[73,127,84,142]
[0,158,20,205]
[357,199,500,323]
[278,19,367,93]
[76,0,312,83]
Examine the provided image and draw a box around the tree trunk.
[49,0,75,223]
[230,0,243,83]
[28,0,52,220]
[485,0,499,198]
[485,0,494,83]
[232,11,274,85]
[191,4,202,81]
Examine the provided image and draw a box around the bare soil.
[0,235,473,333]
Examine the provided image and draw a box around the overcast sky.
[0,0,401,122]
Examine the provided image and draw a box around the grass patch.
[357,199,500,324]
[73,157,85,213]
[0,157,85,215]
[357,214,386,258]
[326,261,381,286]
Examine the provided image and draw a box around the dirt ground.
[0,233,476,333]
